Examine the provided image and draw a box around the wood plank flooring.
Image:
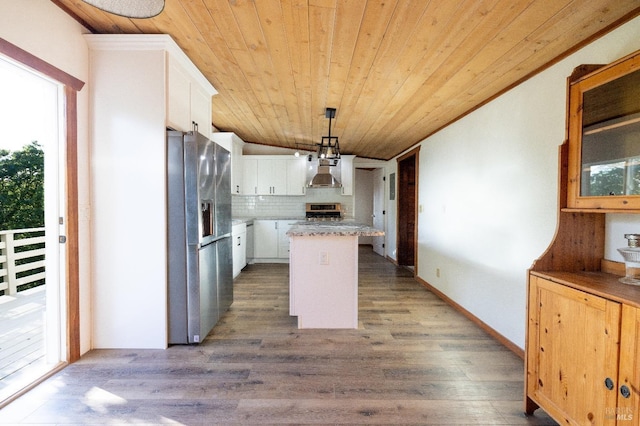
[0,286,46,403]
[0,247,557,424]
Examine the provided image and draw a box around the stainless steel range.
[305,202,342,221]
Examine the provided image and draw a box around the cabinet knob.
[604,377,614,390]
[620,385,632,398]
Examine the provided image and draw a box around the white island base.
[289,235,359,329]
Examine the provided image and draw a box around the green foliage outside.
[0,142,45,293]
[589,163,640,196]
[0,142,44,231]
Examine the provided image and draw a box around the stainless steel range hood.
[309,159,341,188]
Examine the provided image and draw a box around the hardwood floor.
[0,286,48,403]
[0,247,556,424]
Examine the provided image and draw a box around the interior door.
[397,151,417,268]
[372,168,385,256]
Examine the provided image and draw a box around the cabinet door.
[253,220,278,258]
[527,276,621,425]
[242,158,258,195]
[618,304,640,422]
[277,221,294,258]
[232,232,241,278]
[231,139,243,194]
[567,51,640,210]
[340,155,354,195]
[257,159,287,195]
[287,158,307,195]
[190,83,211,134]
[166,58,191,131]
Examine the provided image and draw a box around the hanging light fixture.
[309,108,342,188]
[81,0,165,18]
[317,107,341,161]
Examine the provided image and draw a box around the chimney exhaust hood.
[309,159,341,188]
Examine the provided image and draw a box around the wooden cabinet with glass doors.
[567,50,640,210]
[525,48,640,425]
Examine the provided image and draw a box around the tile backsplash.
[232,189,354,219]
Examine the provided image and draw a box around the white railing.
[0,228,46,295]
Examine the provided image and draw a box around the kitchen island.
[287,222,384,329]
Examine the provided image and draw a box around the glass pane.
[580,68,640,197]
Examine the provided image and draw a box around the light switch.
[319,251,329,265]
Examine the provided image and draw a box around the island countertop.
[286,221,384,237]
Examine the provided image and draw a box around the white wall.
[407,16,640,350]
[0,1,92,354]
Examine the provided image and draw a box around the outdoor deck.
[0,286,45,401]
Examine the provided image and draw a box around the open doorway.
[397,147,419,272]
[354,166,386,257]
[0,54,66,403]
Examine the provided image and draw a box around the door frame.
[0,38,84,363]
[371,168,385,256]
[354,162,387,255]
[396,147,419,274]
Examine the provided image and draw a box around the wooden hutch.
[525,50,640,424]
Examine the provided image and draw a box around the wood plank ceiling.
[54,0,640,160]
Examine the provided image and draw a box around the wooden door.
[527,276,621,425]
[397,150,417,267]
[618,304,640,423]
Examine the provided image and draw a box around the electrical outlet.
[436,268,440,278]
[319,251,329,265]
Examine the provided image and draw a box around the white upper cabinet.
[190,82,211,134]
[211,132,245,195]
[167,55,213,133]
[287,157,307,195]
[166,58,191,131]
[242,157,258,195]
[340,155,355,195]
[257,158,287,195]
[242,156,307,196]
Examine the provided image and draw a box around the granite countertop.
[287,222,384,237]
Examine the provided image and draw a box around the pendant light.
[81,0,165,18]
[317,108,341,161]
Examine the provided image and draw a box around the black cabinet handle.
[605,378,614,390]
[620,385,631,398]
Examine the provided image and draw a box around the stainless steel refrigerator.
[167,130,233,344]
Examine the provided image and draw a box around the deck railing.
[0,228,46,295]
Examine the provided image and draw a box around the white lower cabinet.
[253,220,279,258]
[277,220,296,258]
[232,222,247,278]
[253,219,298,262]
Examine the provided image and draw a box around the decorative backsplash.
[232,189,354,219]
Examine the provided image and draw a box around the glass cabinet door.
[568,50,640,210]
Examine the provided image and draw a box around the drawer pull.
[604,377,614,390]
[620,385,631,398]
